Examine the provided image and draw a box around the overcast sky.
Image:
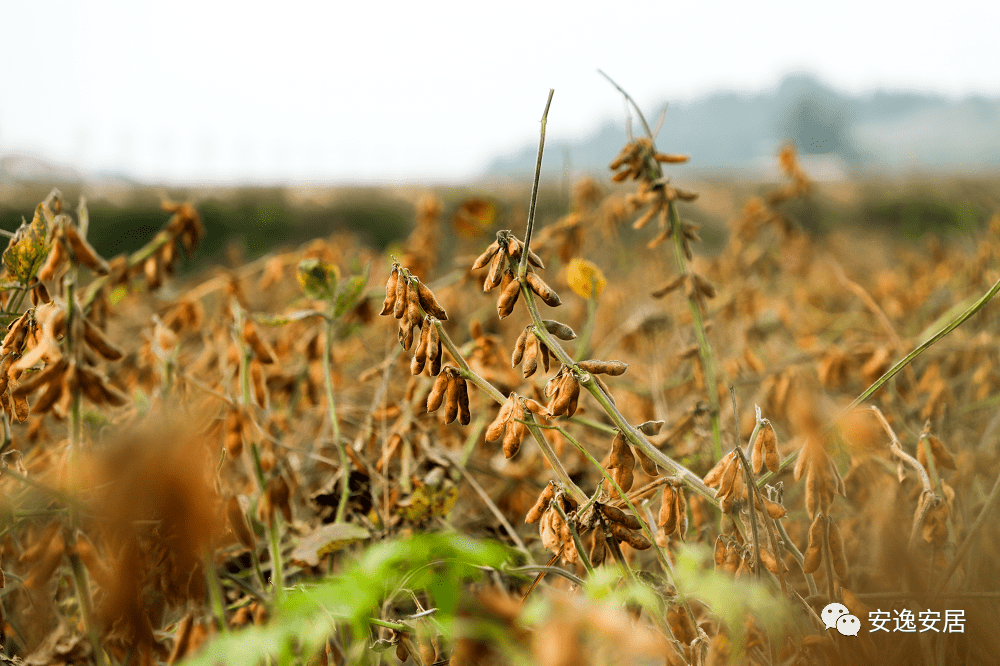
[3,0,999,185]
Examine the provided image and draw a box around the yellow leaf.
[3,205,51,284]
[566,258,607,299]
[397,480,458,522]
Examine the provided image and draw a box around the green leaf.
[333,270,368,318]
[3,205,51,283]
[296,258,339,301]
[397,480,459,523]
[181,533,512,666]
[253,309,327,326]
[670,543,793,652]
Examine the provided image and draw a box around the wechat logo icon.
[823,602,860,636]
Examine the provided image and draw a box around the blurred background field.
[3,170,998,268]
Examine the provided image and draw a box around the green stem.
[432,319,586,503]
[68,549,107,666]
[323,312,349,524]
[270,514,285,606]
[518,89,554,280]
[521,286,718,507]
[204,550,228,632]
[669,201,722,460]
[505,565,586,587]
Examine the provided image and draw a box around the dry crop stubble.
[1,85,1000,666]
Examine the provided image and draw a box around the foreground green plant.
[183,532,512,666]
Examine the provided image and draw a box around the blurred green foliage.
[0,187,415,271]
[864,197,981,238]
[0,179,994,273]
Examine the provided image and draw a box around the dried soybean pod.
[509,238,545,270]
[512,327,529,367]
[415,280,448,320]
[600,504,642,530]
[242,320,276,364]
[502,400,525,458]
[762,496,787,519]
[526,481,556,523]
[713,536,727,568]
[760,422,779,473]
[715,455,739,500]
[497,275,520,319]
[499,268,514,293]
[456,377,471,425]
[37,234,67,283]
[83,319,123,361]
[828,519,849,580]
[803,513,825,574]
[522,334,538,378]
[589,531,607,566]
[427,324,443,376]
[547,373,572,417]
[609,432,629,468]
[525,272,561,307]
[578,359,628,376]
[542,320,576,340]
[484,250,505,292]
[411,319,431,375]
[522,398,546,415]
[634,443,658,476]
[793,444,809,482]
[472,240,500,270]
[538,339,550,373]
[544,370,562,398]
[427,370,450,412]
[637,420,665,436]
[380,267,398,315]
[704,452,735,487]
[393,273,409,319]
[659,484,677,533]
[921,434,957,470]
[526,247,545,269]
[751,427,765,474]
[759,547,787,575]
[674,486,688,538]
[486,395,515,442]
[399,314,416,351]
[63,223,109,274]
[612,522,651,550]
[565,377,580,417]
[444,373,460,424]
